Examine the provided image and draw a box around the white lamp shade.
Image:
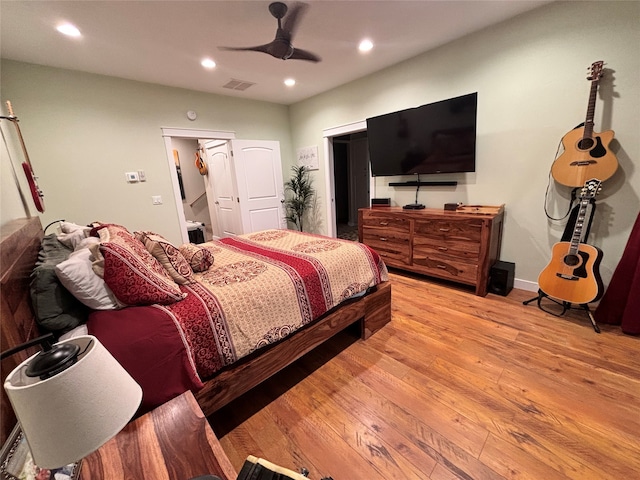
[4,335,142,469]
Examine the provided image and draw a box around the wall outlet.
[138,170,146,182]
[152,195,163,205]
[125,171,139,183]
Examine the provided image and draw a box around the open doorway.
[171,137,211,242]
[162,127,235,245]
[322,120,374,239]
[333,132,370,241]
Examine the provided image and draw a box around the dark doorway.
[332,132,370,241]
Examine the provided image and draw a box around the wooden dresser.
[359,206,504,296]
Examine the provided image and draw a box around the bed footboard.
[361,280,391,339]
[195,280,391,417]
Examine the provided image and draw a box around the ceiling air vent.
[223,79,255,91]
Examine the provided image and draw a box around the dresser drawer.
[414,218,483,243]
[413,237,480,261]
[362,230,411,267]
[411,252,478,285]
[361,211,411,231]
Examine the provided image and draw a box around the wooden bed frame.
[0,217,391,443]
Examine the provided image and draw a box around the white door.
[230,139,286,233]
[203,140,240,237]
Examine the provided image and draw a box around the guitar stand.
[523,290,600,333]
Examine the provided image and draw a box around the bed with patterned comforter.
[88,228,388,412]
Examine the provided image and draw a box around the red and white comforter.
[88,230,387,411]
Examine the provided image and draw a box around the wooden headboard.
[0,216,44,445]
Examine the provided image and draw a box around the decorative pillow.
[55,248,121,310]
[98,225,186,305]
[179,243,214,272]
[135,231,194,285]
[30,234,89,333]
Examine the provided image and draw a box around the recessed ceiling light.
[56,23,81,37]
[284,78,296,87]
[201,58,216,69]
[359,39,374,53]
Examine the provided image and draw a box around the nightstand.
[80,391,237,480]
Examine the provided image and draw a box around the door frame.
[162,127,236,244]
[322,120,374,238]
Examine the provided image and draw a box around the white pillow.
[57,222,92,250]
[55,248,120,310]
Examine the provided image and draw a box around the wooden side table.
[80,391,237,480]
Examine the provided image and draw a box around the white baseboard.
[514,278,538,292]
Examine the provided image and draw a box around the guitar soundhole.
[562,251,589,279]
[577,137,595,150]
[563,254,581,267]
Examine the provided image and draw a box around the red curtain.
[594,211,640,334]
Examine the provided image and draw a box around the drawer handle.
[437,247,448,251]
[437,264,448,269]
[439,228,450,232]
[379,221,389,226]
[379,237,387,241]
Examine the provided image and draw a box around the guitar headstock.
[580,178,602,200]
[587,61,604,82]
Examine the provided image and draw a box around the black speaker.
[488,261,515,296]
[371,198,391,207]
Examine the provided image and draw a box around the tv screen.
[366,93,477,177]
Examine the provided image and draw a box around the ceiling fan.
[219,1,321,62]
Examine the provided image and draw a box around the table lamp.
[3,334,142,469]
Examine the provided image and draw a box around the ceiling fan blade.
[282,2,309,38]
[218,43,272,55]
[287,47,321,62]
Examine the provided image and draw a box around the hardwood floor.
[208,271,640,479]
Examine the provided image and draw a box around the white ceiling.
[1,1,550,105]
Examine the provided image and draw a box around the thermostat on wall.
[125,171,139,183]
[186,110,197,121]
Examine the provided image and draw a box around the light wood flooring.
[209,271,640,480]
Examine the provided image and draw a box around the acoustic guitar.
[2,101,45,213]
[195,148,208,175]
[538,179,604,305]
[551,61,618,188]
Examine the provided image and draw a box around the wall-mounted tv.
[366,92,477,177]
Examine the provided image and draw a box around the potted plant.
[284,165,314,231]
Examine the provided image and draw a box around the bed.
[0,217,391,445]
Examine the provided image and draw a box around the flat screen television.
[366,92,477,177]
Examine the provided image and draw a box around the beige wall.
[0,61,292,244]
[2,1,638,288]
[289,1,640,288]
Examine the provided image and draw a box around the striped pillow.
[135,231,194,285]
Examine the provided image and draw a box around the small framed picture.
[0,426,80,480]
[296,145,319,171]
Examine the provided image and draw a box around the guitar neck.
[583,79,599,139]
[569,198,590,254]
